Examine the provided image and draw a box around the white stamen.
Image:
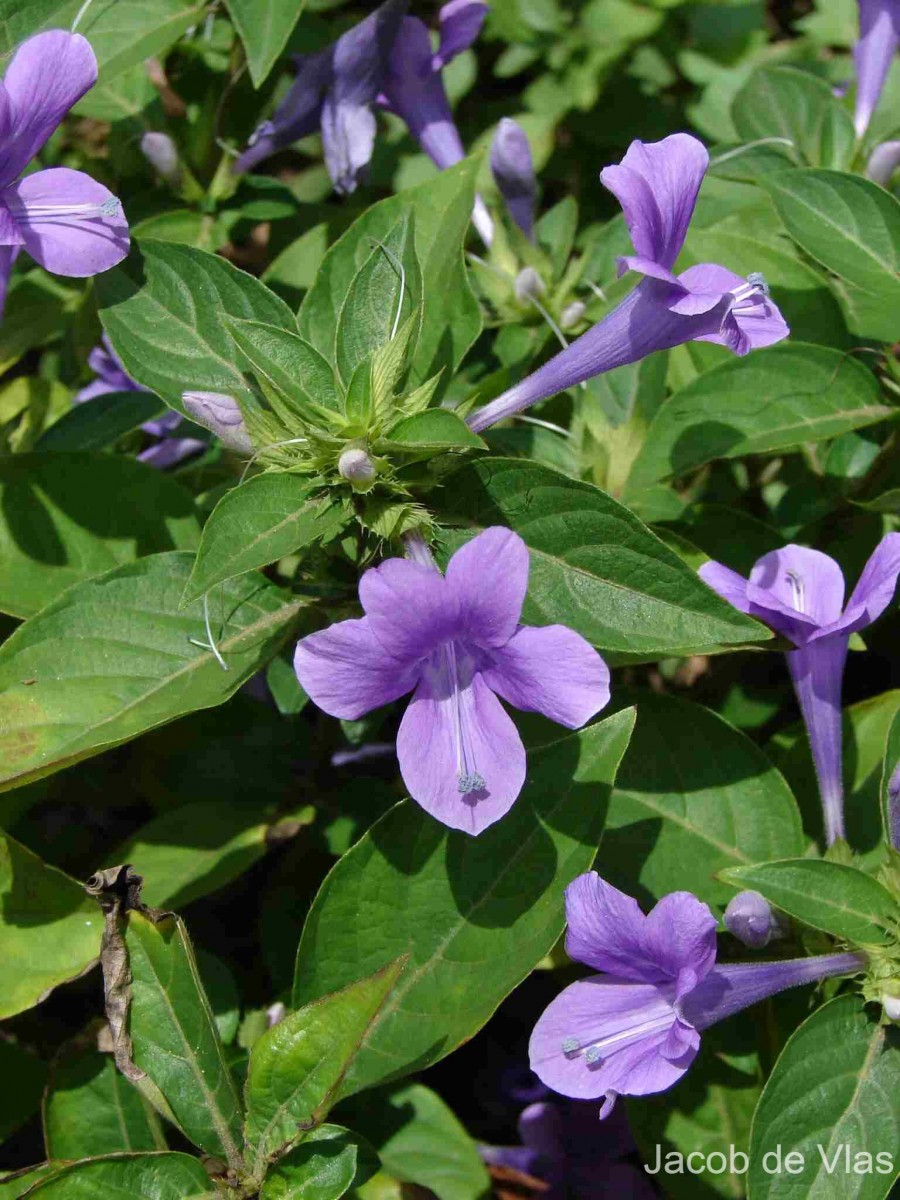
[562,1008,676,1064]
[444,643,485,796]
[730,272,770,309]
[785,569,805,614]
[9,198,121,220]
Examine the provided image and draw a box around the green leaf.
[0,552,301,793]
[23,1153,217,1199]
[383,410,487,452]
[244,959,407,1172]
[260,1124,378,1200]
[183,474,351,605]
[0,0,68,51]
[226,318,341,424]
[0,1040,46,1142]
[339,1084,490,1200]
[761,170,900,342]
[882,709,900,847]
[625,344,891,495]
[35,392,166,452]
[225,0,307,86]
[748,995,900,1200]
[0,1165,61,1199]
[43,1048,163,1159]
[0,275,77,376]
[596,693,805,909]
[0,833,102,1019]
[70,0,206,86]
[440,459,768,662]
[732,66,856,169]
[720,860,898,945]
[126,910,244,1164]
[292,710,635,1096]
[0,453,200,619]
[335,212,420,390]
[299,158,481,388]
[96,241,296,414]
[113,799,284,909]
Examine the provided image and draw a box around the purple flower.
[234,0,407,193]
[490,118,537,240]
[294,528,610,835]
[529,872,865,1116]
[77,335,203,468]
[379,1,493,243]
[853,0,900,139]
[482,1100,656,1199]
[724,890,781,949]
[867,139,900,185]
[699,537,900,844]
[181,390,253,455]
[0,30,129,316]
[467,134,789,433]
[888,760,900,849]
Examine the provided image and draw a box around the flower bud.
[883,994,900,1022]
[724,890,780,949]
[515,266,546,304]
[490,118,536,241]
[338,446,377,486]
[141,132,182,187]
[560,300,586,329]
[867,141,900,187]
[182,391,253,454]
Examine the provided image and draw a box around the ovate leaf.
[225,0,307,86]
[183,474,350,605]
[0,453,200,619]
[126,911,244,1165]
[748,996,900,1200]
[441,459,768,662]
[44,1048,163,1159]
[720,859,898,946]
[0,833,101,1019]
[293,711,635,1096]
[244,960,406,1172]
[23,1153,217,1199]
[0,552,301,793]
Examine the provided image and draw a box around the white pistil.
[785,569,806,614]
[443,643,485,796]
[561,1009,676,1065]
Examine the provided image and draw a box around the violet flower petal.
[490,118,537,240]
[0,31,97,186]
[434,0,488,69]
[833,531,900,634]
[359,558,459,660]
[528,975,695,1101]
[853,0,900,138]
[294,616,419,720]
[563,873,676,983]
[481,624,610,728]
[750,545,846,625]
[445,527,528,647]
[641,891,718,997]
[599,134,709,270]
[138,436,203,469]
[396,665,526,835]
[786,635,849,845]
[4,167,129,275]
[697,560,753,614]
[677,263,791,353]
[383,17,465,170]
[234,50,331,174]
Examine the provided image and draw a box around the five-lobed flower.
[699,537,900,845]
[294,527,610,835]
[529,872,865,1117]
[0,31,130,317]
[467,133,789,433]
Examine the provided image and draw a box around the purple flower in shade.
[181,390,253,455]
[888,760,900,849]
[0,31,129,318]
[77,335,203,468]
[529,872,866,1118]
[482,1100,656,1199]
[853,0,900,139]
[724,891,781,949]
[699,537,900,845]
[294,528,610,835]
[379,1,493,243]
[868,140,900,185]
[490,118,537,241]
[467,134,789,434]
[234,0,407,193]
